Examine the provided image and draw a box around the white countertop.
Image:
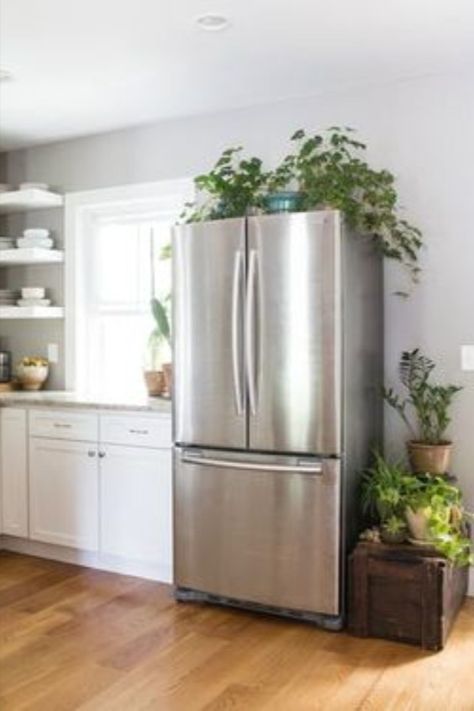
[0,390,172,414]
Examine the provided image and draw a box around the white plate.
[17,238,54,250]
[17,299,51,307]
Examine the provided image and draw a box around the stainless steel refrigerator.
[172,210,383,628]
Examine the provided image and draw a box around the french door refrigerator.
[172,210,383,628]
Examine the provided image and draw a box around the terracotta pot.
[144,370,164,397]
[162,362,172,398]
[405,506,431,541]
[407,440,452,475]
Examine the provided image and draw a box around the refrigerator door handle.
[231,250,244,415]
[181,453,323,475]
[245,249,258,415]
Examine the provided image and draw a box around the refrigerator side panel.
[247,211,342,456]
[173,219,247,449]
[341,225,384,553]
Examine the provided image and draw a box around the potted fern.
[383,349,462,474]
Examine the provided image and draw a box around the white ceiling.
[1,0,474,151]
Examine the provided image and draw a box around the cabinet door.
[99,444,172,580]
[1,409,28,536]
[29,438,99,550]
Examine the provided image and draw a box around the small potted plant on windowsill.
[144,294,172,398]
[383,349,462,475]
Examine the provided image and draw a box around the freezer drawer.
[174,448,341,615]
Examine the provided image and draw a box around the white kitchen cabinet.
[99,444,172,579]
[29,437,99,550]
[1,408,28,537]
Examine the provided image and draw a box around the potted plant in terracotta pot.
[360,452,473,565]
[360,452,411,544]
[144,294,172,397]
[383,349,462,475]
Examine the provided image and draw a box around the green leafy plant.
[405,476,473,567]
[383,349,463,444]
[361,451,418,521]
[180,128,423,286]
[361,453,473,566]
[149,295,171,349]
[180,147,268,222]
[277,127,422,286]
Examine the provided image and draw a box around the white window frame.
[64,179,194,392]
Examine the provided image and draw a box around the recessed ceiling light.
[0,68,13,82]
[196,14,230,31]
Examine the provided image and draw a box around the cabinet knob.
[87,450,96,458]
[98,451,106,458]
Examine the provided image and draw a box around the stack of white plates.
[0,237,16,251]
[17,228,53,250]
[17,287,51,307]
[0,289,21,306]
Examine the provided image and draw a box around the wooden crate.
[348,541,468,651]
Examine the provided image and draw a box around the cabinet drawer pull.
[54,423,72,429]
[129,429,149,435]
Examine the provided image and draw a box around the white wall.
[3,70,474,507]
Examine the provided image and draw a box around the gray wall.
[2,71,474,508]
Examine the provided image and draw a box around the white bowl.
[21,287,45,300]
[23,228,50,239]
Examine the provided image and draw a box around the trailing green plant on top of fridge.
[180,127,423,286]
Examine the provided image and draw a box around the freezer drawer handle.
[245,249,258,415]
[231,250,244,415]
[181,454,323,475]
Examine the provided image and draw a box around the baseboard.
[0,535,172,584]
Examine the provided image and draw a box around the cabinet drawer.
[29,409,99,441]
[100,414,172,448]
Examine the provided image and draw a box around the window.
[65,180,193,399]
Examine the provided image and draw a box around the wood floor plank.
[0,552,473,711]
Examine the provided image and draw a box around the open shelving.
[0,248,64,266]
[0,188,64,214]
[0,306,64,320]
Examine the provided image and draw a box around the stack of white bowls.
[17,228,54,250]
[17,287,51,308]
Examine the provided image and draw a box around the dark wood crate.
[348,541,468,651]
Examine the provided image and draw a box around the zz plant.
[383,349,462,445]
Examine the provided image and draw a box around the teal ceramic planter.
[263,191,304,214]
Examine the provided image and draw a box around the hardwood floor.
[1,552,474,711]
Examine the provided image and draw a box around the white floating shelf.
[0,306,64,319]
[0,248,64,266]
[0,188,64,214]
